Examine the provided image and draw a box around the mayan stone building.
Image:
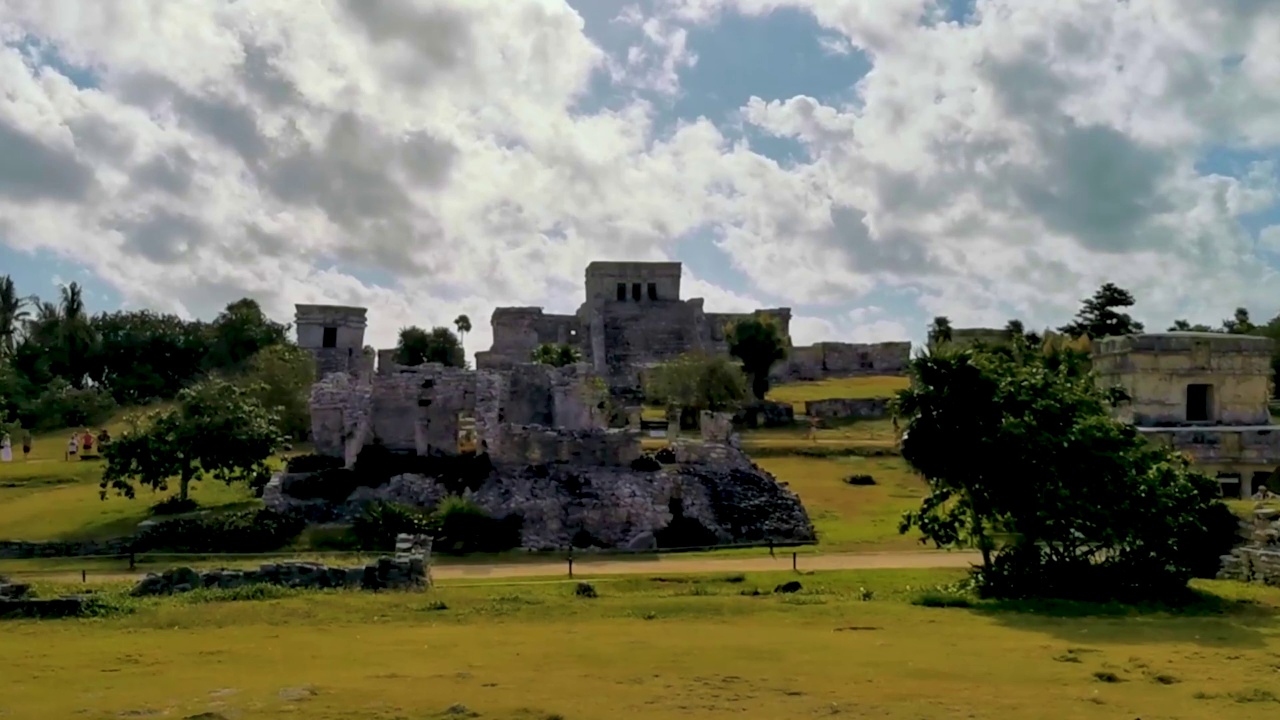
[1092,332,1280,497]
[476,261,910,391]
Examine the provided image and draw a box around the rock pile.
[1218,507,1280,584]
[131,534,433,596]
[0,575,96,619]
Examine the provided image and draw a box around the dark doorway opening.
[616,283,627,301]
[647,282,658,300]
[322,326,338,348]
[631,282,642,301]
[1186,384,1213,422]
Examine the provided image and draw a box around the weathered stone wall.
[132,535,432,596]
[1093,333,1274,425]
[806,397,892,421]
[0,538,134,559]
[310,372,373,460]
[705,308,793,355]
[774,342,911,381]
[488,426,642,467]
[477,307,586,370]
[598,300,702,386]
[295,304,367,349]
[585,261,682,302]
[1218,507,1280,585]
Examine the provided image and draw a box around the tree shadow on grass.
[965,589,1279,649]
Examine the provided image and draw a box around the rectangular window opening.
[632,282,642,301]
[616,283,627,301]
[321,326,338,348]
[647,282,658,300]
[1186,383,1213,422]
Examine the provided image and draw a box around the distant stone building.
[1092,332,1280,497]
[295,304,374,381]
[476,261,910,391]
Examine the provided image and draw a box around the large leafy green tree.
[394,325,465,367]
[238,344,316,440]
[893,346,1234,601]
[927,316,953,346]
[91,310,212,404]
[203,298,290,373]
[101,379,284,502]
[726,317,787,400]
[644,352,748,414]
[530,343,581,367]
[1058,282,1144,339]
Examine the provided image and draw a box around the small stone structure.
[0,576,97,619]
[131,534,432,596]
[773,342,911,382]
[1218,507,1280,585]
[805,398,891,421]
[296,304,374,381]
[475,261,909,393]
[1093,332,1280,497]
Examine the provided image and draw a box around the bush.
[630,454,662,472]
[26,379,117,431]
[150,496,199,516]
[843,474,876,486]
[351,501,436,551]
[285,454,344,474]
[574,582,598,598]
[133,508,306,553]
[432,495,522,554]
[654,447,677,464]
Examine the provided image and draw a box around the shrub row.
[351,497,522,555]
[134,508,306,554]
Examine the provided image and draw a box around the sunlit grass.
[3,569,1279,719]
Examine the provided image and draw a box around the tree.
[1168,319,1214,332]
[238,344,316,440]
[644,353,748,414]
[101,379,284,502]
[927,316,953,346]
[453,314,472,344]
[893,346,1232,602]
[726,317,787,400]
[394,326,465,367]
[90,310,211,405]
[1222,307,1256,335]
[530,343,581,367]
[1058,283,1144,339]
[203,298,290,373]
[0,275,33,357]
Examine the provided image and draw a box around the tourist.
[1,432,11,463]
[21,429,31,460]
[1252,485,1277,503]
[97,428,111,448]
[807,415,819,442]
[66,433,78,461]
[81,429,94,455]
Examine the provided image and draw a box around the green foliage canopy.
[395,325,465,367]
[893,346,1233,602]
[530,343,581,367]
[101,379,285,502]
[644,352,748,412]
[726,317,787,400]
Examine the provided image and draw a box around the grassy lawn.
[767,375,910,413]
[3,569,1280,719]
[756,454,926,552]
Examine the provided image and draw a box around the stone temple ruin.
[476,261,910,393]
[270,303,816,551]
[1093,332,1280,498]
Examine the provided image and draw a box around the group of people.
[0,428,111,462]
[0,429,31,463]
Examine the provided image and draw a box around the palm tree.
[0,275,33,357]
[453,314,472,344]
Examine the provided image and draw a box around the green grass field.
[4,570,1280,719]
[767,375,910,413]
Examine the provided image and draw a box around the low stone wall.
[489,425,642,467]
[806,397,892,421]
[733,401,795,428]
[0,576,99,619]
[132,535,433,596]
[0,538,134,559]
[1218,507,1280,585]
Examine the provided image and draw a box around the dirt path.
[436,550,978,581]
[11,551,979,586]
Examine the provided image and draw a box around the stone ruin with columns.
[476,261,911,396]
[266,303,816,551]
